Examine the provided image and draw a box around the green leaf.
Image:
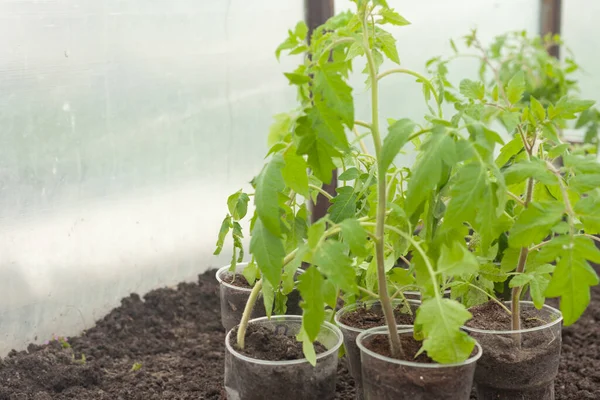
[479,263,508,282]
[459,79,485,100]
[529,274,550,309]
[545,236,600,325]
[415,298,476,363]
[214,215,232,255]
[307,219,326,250]
[313,241,357,294]
[508,202,565,247]
[227,191,250,220]
[405,131,456,215]
[242,259,259,287]
[381,118,416,172]
[297,327,317,366]
[254,154,285,236]
[437,241,479,276]
[530,96,546,121]
[340,218,369,257]
[262,279,275,318]
[503,158,557,185]
[345,41,364,60]
[376,30,400,64]
[495,136,524,168]
[328,186,357,223]
[509,273,533,288]
[284,72,310,85]
[250,218,285,288]
[339,167,360,181]
[550,96,596,120]
[379,8,411,26]
[282,146,309,197]
[574,191,600,234]
[297,266,325,341]
[506,71,525,104]
[444,163,486,228]
[294,21,308,40]
[313,64,354,127]
[571,174,600,193]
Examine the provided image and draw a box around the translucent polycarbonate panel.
[562,0,600,148]
[0,0,302,354]
[335,0,540,165]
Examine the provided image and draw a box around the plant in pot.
[420,29,600,400]
[221,1,488,399]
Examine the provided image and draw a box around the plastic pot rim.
[334,299,420,334]
[461,301,563,335]
[225,315,343,366]
[216,263,303,292]
[356,326,483,369]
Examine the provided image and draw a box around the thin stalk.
[353,126,370,154]
[511,178,534,333]
[355,120,372,130]
[236,249,298,349]
[309,183,334,200]
[377,68,442,118]
[236,279,263,349]
[358,286,380,299]
[464,282,512,315]
[362,14,404,359]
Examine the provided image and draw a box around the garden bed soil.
[0,268,598,399]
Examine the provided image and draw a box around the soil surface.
[466,301,548,330]
[221,273,252,289]
[362,333,434,363]
[229,324,326,361]
[0,268,598,399]
[339,303,415,330]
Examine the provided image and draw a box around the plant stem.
[236,279,262,349]
[355,120,372,130]
[309,183,334,200]
[362,14,404,359]
[377,68,443,118]
[358,286,380,299]
[510,177,534,333]
[236,249,298,349]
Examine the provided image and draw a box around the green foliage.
[216,1,600,370]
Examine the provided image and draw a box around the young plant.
[422,29,600,331]
[217,0,481,365]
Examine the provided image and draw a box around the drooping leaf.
[508,202,565,247]
[340,218,369,257]
[339,167,360,181]
[242,259,259,287]
[375,30,400,64]
[254,154,285,236]
[227,191,250,220]
[313,64,354,128]
[405,130,456,215]
[544,236,600,325]
[313,241,357,294]
[381,118,416,172]
[282,146,309,197]
[262,279,275,318]
[415,298,476,364]
[297,327,317,366]
[214,215,232,255]
[250,218,285,288]
[328,186,357,223]
[297,266,325,341]
[495,136,524,168]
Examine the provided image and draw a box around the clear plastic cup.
[357,327,482,400]
[462,302,563,400]
[215,263,302,332]
[224,315,343,400]
[334,299,419,399]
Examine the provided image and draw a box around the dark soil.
[466,301,548,331]
[362,333,434,364]
[229,324,326,361]
[0,268,598,399]
[221,273,253,289]
[339,303,415,330]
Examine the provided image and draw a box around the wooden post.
[305,0,336,223]
[540,0,562,58]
